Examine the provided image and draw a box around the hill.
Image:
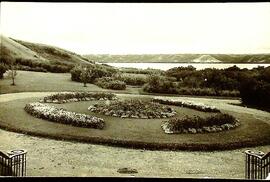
[0,36,92,72]
[191,55,221,63]
[85,53,270,63]
[12,38,91,65]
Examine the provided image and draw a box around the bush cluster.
[120,67,164,75]
[41,92,117,103]
[152,98,220,113]
[177,87,240,97]
[114,74,147,86]
[70,64,117,83]
[0,63,8,79]
[88,99,176,119]
[165,66,241,91]
[143,74,178,94]
[17,65,47,72]
[95,77,126,90]
[24,102,105,129]
[162,113,239,134]
[239,67,270,109]
[14,58,72,73]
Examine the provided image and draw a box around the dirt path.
[0,92,269,178]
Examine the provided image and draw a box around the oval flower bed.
[88,99,176,119]
[25,102,105,129]
[152,98,220,113]
[40,92,117,104]
[161,113,240,134]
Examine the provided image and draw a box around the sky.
[1,2,270,55]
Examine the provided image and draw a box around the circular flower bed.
[40,92,117,104]
[25,102,105,129]
[152,98,220,113]
[161,113,240,134]
[88,99,176,119]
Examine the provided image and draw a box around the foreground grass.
[0,95,269,151]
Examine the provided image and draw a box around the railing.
[245,150,270,179]
[0,149,27,176]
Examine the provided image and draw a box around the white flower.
[25,102,105,129]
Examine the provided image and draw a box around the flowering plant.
[41,92,117,104]
[152,98,220,113]
[25,102,105,129]
[161,113,239,134]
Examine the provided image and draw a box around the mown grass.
[0,96,269,151]
[0,71,141,95]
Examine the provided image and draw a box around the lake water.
[102,62,270,71]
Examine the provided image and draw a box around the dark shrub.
[165,66,196,81]
[42,92,116,103]
[240,75,270,108]
[120,67,164,75]
[88,99,175,119]
[143,74,178,94]
[70,64,117,83]
[95,77,126,90]
[167,113,237,131]
[0,63,8,79]
[115,74,147,86]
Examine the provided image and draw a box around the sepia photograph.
[0,2,270,180]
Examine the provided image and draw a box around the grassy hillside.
[10,37,91,65]
[85,53,270,63]
[1,36,49,63]
[0,36,92,72]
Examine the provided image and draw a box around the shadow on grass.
[229,102,270,113]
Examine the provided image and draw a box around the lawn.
[0,71,141,94]
[1,94,269,151]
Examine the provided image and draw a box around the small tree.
[9,63,17,86]
[80,67,91,87]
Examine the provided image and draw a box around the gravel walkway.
[0,92,269,178]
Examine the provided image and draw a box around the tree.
[9,63,17,86]
[80,67,91,87]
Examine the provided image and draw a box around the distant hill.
[84,53,270,63]
[0,36,92,67]
[191,55,222,63]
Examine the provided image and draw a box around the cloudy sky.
[1,2,270,54]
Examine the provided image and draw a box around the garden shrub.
[25,102,105,129]
[162,113,239,134]
[152,98,220,113]
[120,67,164,75]
[41,92,117,103]
[114,74,147,86]
[70,64,117,83]
[239,75,270,108]
[95,77,126,90]
[14,58,72,73]
[143,74,178,94]
[88,99,176,119]
[0,63,8,79]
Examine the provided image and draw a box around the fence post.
[0,149,27,176]
[245,150,270,180]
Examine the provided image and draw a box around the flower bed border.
[40,92,117,104]
[88,99,177,119]
[25,102,105,129]
[161,114,240,134]
[152,98,221,113]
